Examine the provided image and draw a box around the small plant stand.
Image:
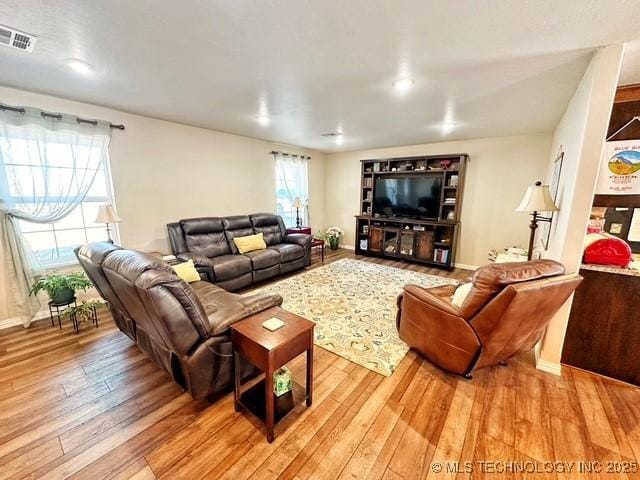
[48,297,77,330]
[68,303,99,334]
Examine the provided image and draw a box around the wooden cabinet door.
[369,227,383,252]
[399,232,415,256]
[415,231,434,261]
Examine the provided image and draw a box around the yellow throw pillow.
[234,232,267,254]
[172,260,201,283]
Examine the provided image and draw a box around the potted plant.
[65,300,102,331]
[325,226,343,250]
[30,272,93,304]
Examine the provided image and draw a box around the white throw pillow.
[451,282,473,308]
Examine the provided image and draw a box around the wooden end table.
[286,227,312,235]
[231,306,315,443]
[311,238,325,262]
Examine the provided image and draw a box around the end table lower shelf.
[237,379,307,425]
[232,306,315,443]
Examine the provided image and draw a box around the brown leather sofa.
[75,242,283,399]
[396,260,582,377]
[167,213,312,291]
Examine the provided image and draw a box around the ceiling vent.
[320,132,343,137]
[0,25,37,53]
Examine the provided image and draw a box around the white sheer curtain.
[0,106,111,326]
[275,153,309,228]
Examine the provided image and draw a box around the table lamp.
[516,181,559,260]
[292,197,304,228]
[95,204,121,243]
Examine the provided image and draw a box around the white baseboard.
[536,358,562,376]
[0,310,50,330]
[454,262,478,271]
[349,248,477,270]
[0,317,22,329]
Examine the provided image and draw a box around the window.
[1,134,115,267]
[275,154,309,228]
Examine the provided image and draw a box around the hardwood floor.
[1,250,639,479]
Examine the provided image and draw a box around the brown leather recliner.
[75,242,283,399]
[396,260,582,377]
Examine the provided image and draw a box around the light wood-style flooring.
[1,249,639,479]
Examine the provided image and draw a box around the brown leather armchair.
[396,260,582,377]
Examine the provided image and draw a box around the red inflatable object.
[583,237,632,268]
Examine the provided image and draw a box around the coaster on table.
[262,317,285,331]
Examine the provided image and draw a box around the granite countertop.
[580,263,640,277]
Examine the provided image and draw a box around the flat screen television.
[373,175,442,219]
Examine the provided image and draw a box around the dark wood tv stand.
[355,154,468,270]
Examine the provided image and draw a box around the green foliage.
[65,300,102,322]
[30,272,92,297]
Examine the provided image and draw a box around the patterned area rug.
[252,258,457,376]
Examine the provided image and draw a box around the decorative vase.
[51,287,75,305]
[328,236,340,250]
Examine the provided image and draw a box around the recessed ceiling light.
[256,114,270,126]
[441,122,457,134]
[392,77,414,93]
[65,58,94,74]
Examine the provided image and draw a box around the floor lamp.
[516,181,559,260]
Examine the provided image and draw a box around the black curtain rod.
[270,150,310,159]
[0,104,125,130]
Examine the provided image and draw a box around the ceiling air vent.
[0,25,37,52]
[320,132,343,137]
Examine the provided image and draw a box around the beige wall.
[537,45,624,372]
[0,85,326,254]
[324,134,552,268]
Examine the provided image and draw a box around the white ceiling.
[1,1,640,152]
[620,36,640,86]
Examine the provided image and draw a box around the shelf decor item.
[325,226,343,250]
[516,181,560,260]
[30,271,93,304]
[273,367,293,397]
[95,204,121,243]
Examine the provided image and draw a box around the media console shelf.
[355,154,468,270]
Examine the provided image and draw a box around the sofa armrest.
[425,283,458,299]
[402,284,461,317]
[176,253,214,282]
[398,284,480,375]
[206,293,283,335]
[283,233,312,247]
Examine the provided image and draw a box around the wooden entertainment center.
[355,154,468,270]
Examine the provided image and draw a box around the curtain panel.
[275,153,309,228]
[0,107,111,326]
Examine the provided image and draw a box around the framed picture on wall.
[542,146,564,250]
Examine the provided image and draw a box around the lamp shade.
[292,197,304,209]
[95,204,121,223]
[516,183,559,213]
